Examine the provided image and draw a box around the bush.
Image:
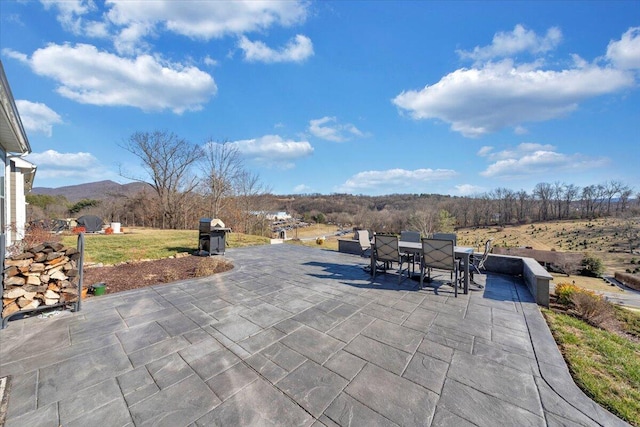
[104,227,114,235]
[72,226,86,234]
[555,282,580,305]
[581,253,604,277]
[570,291,617,330]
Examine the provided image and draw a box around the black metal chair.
[372,234,409,283]
[420,238,460,297]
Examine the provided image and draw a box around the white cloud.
[337,168,458,193]
[25,149,118,183]
[106,0,308,54]
[230,134,313,168]
[293,184,311,193]
[40,0,108,39]
[238,34,313,63]
[15,100,63,137]
[479,144,609,178]
[457,25,562,63]
[455,184,485,196]
[308,116,365,142]
[393,59,634,137]
[607,27,640,70]
[19,43,216,113]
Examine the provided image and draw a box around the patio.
[0,244,629,426]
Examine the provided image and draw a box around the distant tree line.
[26,129,638,237]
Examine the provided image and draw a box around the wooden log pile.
[2,242,82,319]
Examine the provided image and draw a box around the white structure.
[1,60,34,251]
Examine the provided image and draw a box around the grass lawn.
[61,227,270,264]
[543,309,640,426]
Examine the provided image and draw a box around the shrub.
[555,282,580,305]
[570,291,617,330]
[72,226,86,234]
[581,253,604,277]
[195,257,221,277]
[104,227,114,235]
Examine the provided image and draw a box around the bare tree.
[120,130,202,229]
[200,140,243,219]
[236,170,271,234]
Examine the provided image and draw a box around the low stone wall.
[483,253,552,307]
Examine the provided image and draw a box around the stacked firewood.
[2,242,82,318]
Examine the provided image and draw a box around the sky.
[1,0,639,197]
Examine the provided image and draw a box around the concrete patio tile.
[239,303,291,328]
[245,353,288,383]
[277,360,348,417]
[37,343,131,406]
[156,312,200,336]
[5,402,58,427]
[69,312,128,342]
[439,378,545,427]
[361,319,424,353]
[448,351,543,416]
[291,307,343,332]
[391,299,419,313]
[473,337,538,376]
[65,397,132,427]
[492,307,529,333]
[116,322,170,354]
[416,337,455,363]
[146,353,195,389]
[195,378,312,426]
[360,302,409,324]
[182,328,216,344]
[426,325,475,353]
[5,371,37,419]
[1,323,69,362]
[344,335,411,375]
[116,366,154,396]
[402,352,449,394]
[276,298,315,313]
[280,325,344,365]
[324,350,367,381]
[464,304,493,325]
[178,336,224,364]
[346,363,438,427]
[328,302,360,319]
[491,326,535,356]
[189,348,241,381]
[115,298,166,319]
[122,306,181,328]
[324,392,399,427]
[206,362,258,401]
[58,378,122,424]
[314,298,343,313]
[431,407,476,427]
[192,298,231,314]
[326,312,376,343]
[259,342,307,372]
[127,336,190,368]
[534,375,602,427]
[237,327,285,354]
[210,314,262,342]
[273,318,304,334]
[129,374,221,427]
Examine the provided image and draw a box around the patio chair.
[356,229,372,257]
[372,234,409,283]
[400,230,421,275]
[420,238,459,297]
[432,232,457,246]
[464,238,493,289]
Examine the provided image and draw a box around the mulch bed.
[82,255,233,295]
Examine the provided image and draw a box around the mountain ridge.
[32,180,150,202]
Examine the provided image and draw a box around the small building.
[1,60,35,251]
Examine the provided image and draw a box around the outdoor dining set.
[358,230,493,297]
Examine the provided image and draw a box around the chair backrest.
[421,238,455,271]
[374,234,400,262]
[357,229,371,249]
[432,233,457,246]
[400,230,421,242]
[477,238,493,269]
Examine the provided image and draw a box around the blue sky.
[1,1,639,196]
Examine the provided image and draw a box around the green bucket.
[92,283,107,296]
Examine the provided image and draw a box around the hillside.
[32,180,150,202]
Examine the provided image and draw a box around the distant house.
[1,60,35,252]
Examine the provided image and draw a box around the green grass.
[543,309,640,426]
[61,228,270,264]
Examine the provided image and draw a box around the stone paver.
[0,244,630,426]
